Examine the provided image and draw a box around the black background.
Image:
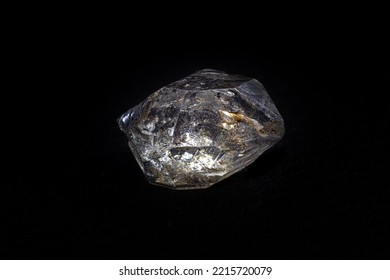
[3,39,390,259]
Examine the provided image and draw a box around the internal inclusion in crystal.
[118,69,284,189]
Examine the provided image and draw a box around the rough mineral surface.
[118,69,284,189]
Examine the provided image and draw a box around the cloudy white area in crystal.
[118,69,284,189]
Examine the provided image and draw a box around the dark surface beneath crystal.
[2,53,390,259]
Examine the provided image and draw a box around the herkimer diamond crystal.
[118,69,284,189]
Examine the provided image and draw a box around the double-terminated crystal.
[118,69,284,189]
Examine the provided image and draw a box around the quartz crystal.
[118,69,284,189]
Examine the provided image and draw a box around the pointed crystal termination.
[118,69,284,190]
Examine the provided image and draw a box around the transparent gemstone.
[118,69,284,189]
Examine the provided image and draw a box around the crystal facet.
[118,69,284,189]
